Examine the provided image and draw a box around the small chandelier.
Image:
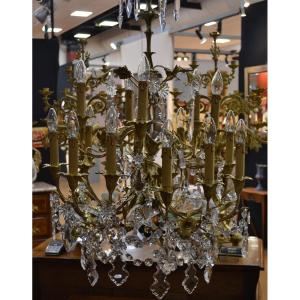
[42,1,265,299]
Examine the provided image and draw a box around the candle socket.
[211,95,220,129]
[105,174,119,202]
[235,143,245,180]
[77,83,86,117]
[125,90,133,121]
[49,132,59,167]
[69,138,78,176]
[160,191,173,209]
[137,81,149,122]
[194,94,201,122]
[204,143,215,186]
[106,134,117,175]
[225,132,235,166]
[134,122,147,153]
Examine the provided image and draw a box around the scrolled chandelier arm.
[42,1,266,298]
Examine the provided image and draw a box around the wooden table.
[33,236,264,300]
[32,181,56,247]
[241,187,267,244]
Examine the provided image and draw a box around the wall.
[238,0,267,187]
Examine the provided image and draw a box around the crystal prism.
[108,259,129,286]
[47,108,58,133]
[176,107,186,129]
[126,0,133,18]
[182,264,199,294]
[134,0,140,20]
[204,265,212,284]
[137,54,151,81]
[73,59,86,83]
[106,72,116,97]
[105,104,118,134]
[65,110,79,138]
[173,0,181,21]
[118,0,123,28]
[211,70,223,95]
[87,268,99,286]
[204,115,216,144]
[150,266,171,300]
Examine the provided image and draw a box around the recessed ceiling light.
[204,21,217,27]
[70,11,93,17]
[216,38,231,44]
[244,1,250,8]
[140,3,158,10]
[42,26,62,33]
[97,20,118,27]
[74,33,91,39]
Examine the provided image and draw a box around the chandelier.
[42,1,266,299]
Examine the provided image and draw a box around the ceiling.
[32,0,119,38]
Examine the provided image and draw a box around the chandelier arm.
[81,176,102,204]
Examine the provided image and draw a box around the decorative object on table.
[40,1,266,298]
[32,148,42,182]
[255,163,267,190]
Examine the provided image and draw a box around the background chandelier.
[42,1,266,299]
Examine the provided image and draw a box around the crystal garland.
[42,4,266,300]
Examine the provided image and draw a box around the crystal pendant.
[47,108,58,133]
[137,54,151,81]
[87,268,99,286]
[65,110,79,138]
[125,78,134,90]
[150,266,171,300]
[161,119,173,148]
[235,119,246,144]
[118,0,123,28]
[126,0,133,18]
[176,107,186,129]
[106,71,116,97]
[158,82,169,100]
[145,258,154,267]
[86,105,95,126]
[192,65,202,93]
[211,70,223,95]
[108,258,129,286]
[182,264,199,294]
[106,104,118,134]
[204,265,212,284]
[177,149,186,169]
[225,110,236,132]
[159,0,167,31]
[173,0,181,21]
[204,115,216,144]
[73,59,87,83]
[134,0,140,20]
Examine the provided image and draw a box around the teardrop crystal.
[118,0,123,28]
[134,0,140,20]
[106,104,118,134]
[107,71,116,97]
[235,119,246,144]
[182,264,199,294]
[204,265,212,284]
[65,110,79,138]
[225,110,235,132]
[204,114,217,144]
[47,108,58,133]
[73,59,86,83]
[137,54,151,81]
[211,69,223,95]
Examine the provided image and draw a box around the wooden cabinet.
[32,182,56,247]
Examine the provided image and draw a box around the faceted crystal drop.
[108,259,129,286]
[159,0,167,32]
[225,110,236,132]
[73,59,87,83]
[65,110,79,138]
[204,265,212,284]
[150,266,171,299]
[204,115,216,144]
[134,0,140,20]
[106,71,116,97]
[105,104,118,134]
[182,264,199,294]
[161,119,173,148]
[176,107,186,129]
[137,54,151,81]
[47,108,58,133]
[173,0,181,21]
[126,0,133,18]
[87,268,99,286]
[235,119,246,144]
[211,69,223,95]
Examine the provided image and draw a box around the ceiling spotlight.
[42,26,62,33]
[204,21,217,27]
[195,26,207,45]
[244,1,251,8]
[74,33,91,39]
[97,20,118,27]
[33,5,50,25]
[183,53,189,61]
[240,0,247,16]
[216,38,231,44]
[71,11,93,17]
[217,20,222,34]
[200,37,207,45]
[177,57,182,62]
